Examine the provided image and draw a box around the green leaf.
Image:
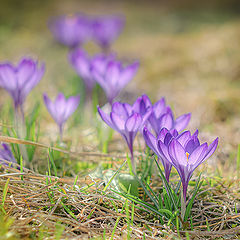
[112,190,173,219]
[154,158,178,211]
[118,173,139,197]
[184,174,202,221]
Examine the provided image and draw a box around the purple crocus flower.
[131,95,191,135]
[43,93,80,140]
[0,144,17,167]
[69,48,114,98]
[148,97,191,135]
[158,130,218,201]
[143,127,178,182]
[0,58,45,118]
[92,16,125,51]
[98,99,152,171]
[49,14,90,48]
[92,59,139,104]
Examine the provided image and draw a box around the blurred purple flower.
[0,144,17,167]
[92,16,125,50]
[158,129,218,201]
[148,97,191,135]
[143,127,178,182]
[49,14,90,48]
[69,48,113,97]
[43,93,80,140]
[0,58,45,117]
[98,99,152,171]
[92,59,139,104]
[69,48,95,95]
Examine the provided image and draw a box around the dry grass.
[0,148,240,239]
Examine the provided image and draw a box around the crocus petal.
[21,63,45,100]
[143,127,159,154]
[170,129,178,138]
[202,137,219,162]
[119,61,139,88]
[17,59,35,87]
[123,103,133,116]
[92,16,124,48]
[153,97,166,119]
[132,94,151,115]
[112,102,129,120]
[148,113,159,134]
[49,14,90,47]
[64,95,80,120]
[97,106,116,130]
[69,49,95,90]
[0,64,16,91]
[142,107,152,124]
[43,93,57,122]
[160,113,174,130]
[91,54,114,75]
[174,113,191,132]
[158,140,173,164]
[111,112,125,131]
[157,127,169,142]
[54,93,67,123]
[125,113,142,132]
[176,131,191,147]
[192,129,199,137]
[164,133,174,145]
[188,143,208,167]
[91,69,108,91]
[106,61,121,87]
[169,139,188,167]
[185,137,200,155]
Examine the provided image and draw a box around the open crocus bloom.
[0,58,45,114]
[43,93,80,140]
[98,100,152,171]
[49,14,90,48]
[158,130,218,201]
[143,127,178,182]
[0,144,17,167]
[92,59,139,104]
[92,16,125,50]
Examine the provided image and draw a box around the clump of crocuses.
[69,48,114,100]
[69,48,139,105]
[49,14,90,48]
[144,127,218,202]
[43,93,80,141]
[0,58,45,120]
[98,95,152,171]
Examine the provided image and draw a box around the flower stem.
[181,188,186,221]
[14,104,29,163]
[129,147,136,174]
[85,87,93,105]
[59,124,63,143]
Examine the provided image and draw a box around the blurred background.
[0,0,240,168]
